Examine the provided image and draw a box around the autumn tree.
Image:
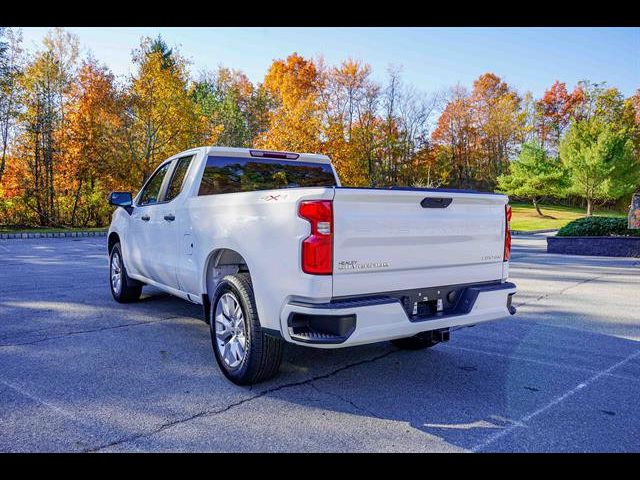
[60,58,126,226]
[375,66,439,187]
[432,73,522,191]
[322,59,380,186]
[0,28,24,184]
[632,89,640,196]
[192,67,268,148]
[14,52,59,225]
[43,28,79,151]
[536,80,584,154]
[256,53,323,153]
[11,29,79,226]
[432,85,477,188]
[518,91,539,145]
[246,84,273,146]
[630,89,640,125]
[630,89,640,194]
[410,146,451,188]
[123,36,211,184]
[394,84,439,187]
[471,73,523,185]
[497,141,568,216]
[377,66,403,185]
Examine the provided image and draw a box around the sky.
[16,27,640,98]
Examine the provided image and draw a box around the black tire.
[210,273,284,385]
[109,242,142,303]
[391,332,439,350]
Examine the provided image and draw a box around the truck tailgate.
[332,188,508,297]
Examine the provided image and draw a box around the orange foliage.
[536,80,584,149]
[256,53,323,153]
[2,29,637,227]
[432,74,523,190]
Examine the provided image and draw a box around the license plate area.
[401,285,464,320]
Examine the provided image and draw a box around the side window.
[165,155,193,202]
[138,163,171,206]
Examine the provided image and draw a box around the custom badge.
[337,260,390,271]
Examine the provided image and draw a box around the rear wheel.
[109,243,142,303]
[210,273,284,385]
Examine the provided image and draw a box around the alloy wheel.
[214,292,247,368]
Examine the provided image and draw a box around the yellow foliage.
[125,43,210,183]
[256,53,323,153]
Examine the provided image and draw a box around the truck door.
[128,161,172,279]
[148,154,194,290]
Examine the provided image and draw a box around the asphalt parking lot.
[0,235,638,452]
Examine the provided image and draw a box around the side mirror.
[108,191,133,208]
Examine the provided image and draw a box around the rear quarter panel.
[187,187,335,330]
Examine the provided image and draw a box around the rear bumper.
[280,282,517,348]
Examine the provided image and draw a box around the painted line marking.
[446,345,600,374]
[470,349,640,452]
[447,344,640,383]
[0,378,77,419]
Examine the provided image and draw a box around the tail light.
[504,204,512,261]
[299,200,333,275]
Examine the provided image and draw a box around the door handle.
[141,214,150,221]
[164,214,175,222]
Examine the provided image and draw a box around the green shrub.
[557,216,640,237]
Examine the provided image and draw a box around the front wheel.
[210,273,284,385]
[109,242,142,303]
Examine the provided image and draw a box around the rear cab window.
[198,156,337,196]
[165,155,194,201]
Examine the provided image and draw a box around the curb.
[547,235,640,258]
[512,229,558,235]
[0,230,107,240]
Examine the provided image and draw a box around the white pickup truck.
[108,146,516,385]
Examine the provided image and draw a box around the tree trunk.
[533,198,543,217]
[70,178,83,227]
[0,56,18,185]
[586,198,593,216]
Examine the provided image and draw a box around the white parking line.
[0,378,77,419]
[446,345,600,374]
[470,349,640,452]
[447,344,640,383]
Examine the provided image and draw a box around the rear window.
[198,156,336,196]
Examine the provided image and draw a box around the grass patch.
[0,225,107,234]
[510,202,625,232]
